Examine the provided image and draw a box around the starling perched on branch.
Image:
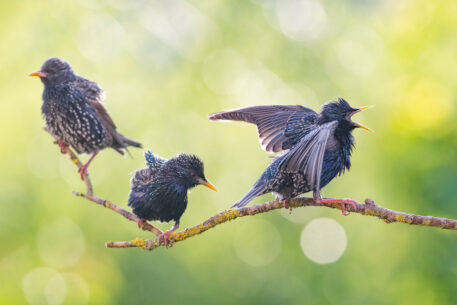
[29,58,142,179]
[209,98,373,215]
[128,151,217,246]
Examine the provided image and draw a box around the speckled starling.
[209,98,372,215]
[29,58,142,179]
[128,150,217,245]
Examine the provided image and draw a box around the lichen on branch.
[47,129,457,252]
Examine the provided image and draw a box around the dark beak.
[28,70,47,78]
[351,106,374,132]
[198,178,218,192]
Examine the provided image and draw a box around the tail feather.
[121,135,142,148]
[144,150,167,170]
[231,181,268,208]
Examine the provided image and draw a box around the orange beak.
[28,71,47,78]
[199,179,218,192]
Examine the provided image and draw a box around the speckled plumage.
[34,57,141,155]
[128,151,213,225]
[209,98,371,207]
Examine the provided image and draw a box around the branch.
[45,129,457,252]
[106,197,457,251]
[45,128,162,236]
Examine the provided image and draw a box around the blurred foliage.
[1,0,456,304]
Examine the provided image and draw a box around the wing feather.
[279,121,338,193]
[209,105,317,153]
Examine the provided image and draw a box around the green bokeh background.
[1,0,456,304]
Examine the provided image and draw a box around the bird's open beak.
[351,105,374,132]
[28,70,47,78]
[199,179,218,192]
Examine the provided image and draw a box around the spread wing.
[279,121,338,194]
[209,105,318,153]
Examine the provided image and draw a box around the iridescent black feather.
[209,98,368,207]
[128,151,208,224]
[37,57,141,155]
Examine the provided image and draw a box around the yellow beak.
[200,180,218,192]
[356,105,374,112]
[352,105,374,132]
[28,70,47,77]
[353,122,374,132]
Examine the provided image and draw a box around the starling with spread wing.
[29,58,142,179]
[209,98,372,215]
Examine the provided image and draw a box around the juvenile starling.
[29,58,142,179]
[128,151,217,245]
[209,98,372,215]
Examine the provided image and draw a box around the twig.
[44,128,162,236]
[44,126,94,195]
[73,191,162,236]
[106,197,457,251]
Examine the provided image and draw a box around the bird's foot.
[57,140,69,154]
[317,198,359,216]
[77,164,89,180]
[159,230,174,248]
[137,219,147,228]
[159,223,179,248]
[282,199,293,214]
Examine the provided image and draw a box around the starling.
[128,150,217,245]
[29,57,142,180]
[209,98,372,215]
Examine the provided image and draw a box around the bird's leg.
[159,222,180,247]
[78,150,98,180]
[316,198,358,216]
[56,140,69,154]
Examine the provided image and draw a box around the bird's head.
[171,154,217,192]
[320,98,373,133]
[28,57,75,86]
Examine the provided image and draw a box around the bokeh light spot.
[22,267,64,305]
[275,0,327,42]
[77,14,126,62]
[37,218,85,268]
[300,218,347,264]
[336,26,384,77]
[234,219,281,267]
[140,0,214,60]
[45,273,67,305]
[202,49,250,95]
[61,273,90,305]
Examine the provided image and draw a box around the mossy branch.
[46,129,457,252]
[105,197,457,251]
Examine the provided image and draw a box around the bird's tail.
[112,134,142,156]
[121,135,142,148]
[144,150,167,170]
[231,181,267,208]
